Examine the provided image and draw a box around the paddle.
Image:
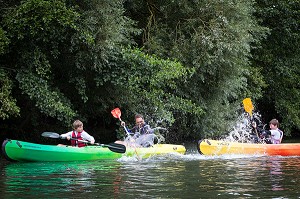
[242,98,254,117]
[111,108,140,159]
[41,132,126,154]
[111,107,122,121]
[111,108,131,136]
[242,98,260,140]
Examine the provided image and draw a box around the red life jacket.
[71,131,86,147]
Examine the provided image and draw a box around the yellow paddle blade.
[243,98,254,116]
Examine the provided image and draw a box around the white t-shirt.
[270,129,283,144]
[61,130,95,142]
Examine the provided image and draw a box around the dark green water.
[1,151,300,198]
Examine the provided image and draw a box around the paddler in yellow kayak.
[117,114,157,147]
[252,118,284,144]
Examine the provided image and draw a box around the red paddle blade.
[111,108,121,119]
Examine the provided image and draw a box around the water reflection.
[0,155,300,198]
[263,157,300,192]
[266,157,284,191]
[116,155,300,198]
[0,160,123,198]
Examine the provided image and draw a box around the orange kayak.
[197,139,300,156]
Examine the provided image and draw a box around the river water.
[1,147,300,199]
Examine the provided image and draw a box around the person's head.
[135,114,145,127]
[73,120,83,132]
[269,119,279,130]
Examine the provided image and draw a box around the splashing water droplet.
[225,112,264,143]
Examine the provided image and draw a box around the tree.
[0,0,139,137]
[253,0,300,135]
[124,0,268,139]
[0,26,20,120]
[0,0,202,143]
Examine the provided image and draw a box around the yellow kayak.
[125,144,186,158]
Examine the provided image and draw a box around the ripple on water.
[1,154,300,198]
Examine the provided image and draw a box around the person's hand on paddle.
[252,121,257,129]
[59,135,71,140]
[121,121,125,127]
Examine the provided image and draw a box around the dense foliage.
[124,0,269,139]
[0,0,299,143]
[253,0,300,135]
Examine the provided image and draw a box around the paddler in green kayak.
[60,120,95,147]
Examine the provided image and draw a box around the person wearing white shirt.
[60,120,95,147]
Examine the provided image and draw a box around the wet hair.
[73,120,83,129]
[135,114,144,120]
[269,119,279,127]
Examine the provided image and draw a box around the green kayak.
[2,139,186,162]
[2,139,123,162]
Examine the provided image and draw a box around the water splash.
[224,112,265,143]
[121,127,167,147]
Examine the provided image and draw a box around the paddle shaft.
[113,111,140,160]
[122,123,132,137]
[42,132,126,153]
[66,137,126,152]
[69,137,95,144]
[242,98,261,140]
